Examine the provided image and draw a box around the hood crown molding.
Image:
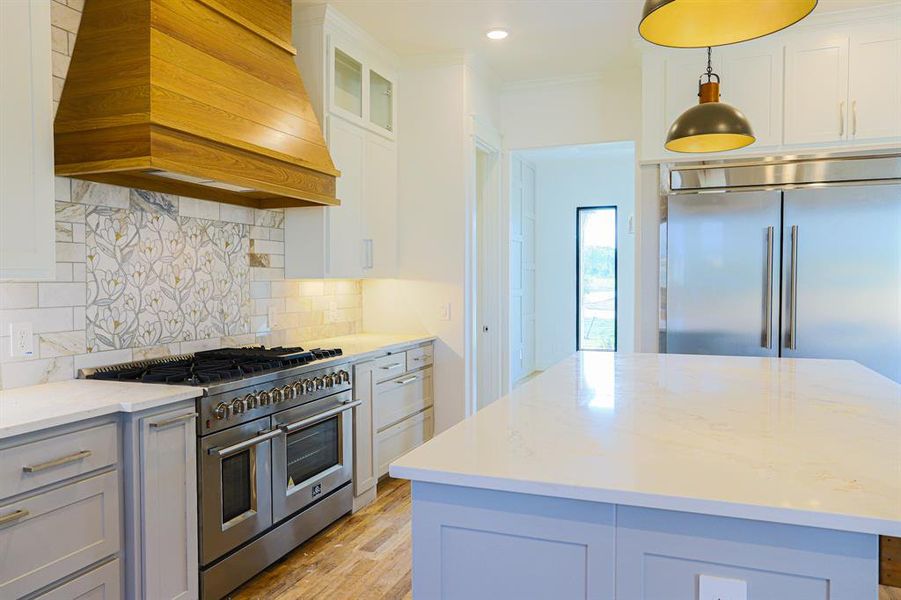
[54,0,338,209]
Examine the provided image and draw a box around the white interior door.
[476,148,502,410]
[509,157,536,386]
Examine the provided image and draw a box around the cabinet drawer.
[377,408,433,477]
[375,368,433,431]
[0,471,120,598]
[372,352,407,383]
[406,344,433,370]
[0,423,118,501]
[35,559,120,600]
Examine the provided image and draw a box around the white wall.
[500,70,641,151]
[523,144,637,370]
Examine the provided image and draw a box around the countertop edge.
[388,464,901,537]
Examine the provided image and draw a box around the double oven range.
[82,346,357,599]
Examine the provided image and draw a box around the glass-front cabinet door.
[333,48,363,118]
[369,69,393,132]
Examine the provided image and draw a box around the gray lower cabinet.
[34,560,120,600]
[351,342,435,511]
[123,401,199,600]
[0,420,121,600]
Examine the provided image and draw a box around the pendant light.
[665,47,755,153]
[639,0,817,48]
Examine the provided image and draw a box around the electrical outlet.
[699,575,747,600]
[9,322,34,357]
[438,303,451,321]
[325,301,340,324]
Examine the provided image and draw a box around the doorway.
[577,207,617,351]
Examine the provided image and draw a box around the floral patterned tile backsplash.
[0,179,362,390]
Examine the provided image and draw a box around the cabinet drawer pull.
[380,362,403,370]
[149,412,198,429]
[0,509,29,526]
[23,450,92,473]
[395,376,418,385]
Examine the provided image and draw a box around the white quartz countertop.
[0,332,434,441]
[390,352,901,536]
[0,380,201,439]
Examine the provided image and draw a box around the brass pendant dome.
[639,0,817,48]
[665,49,756,153]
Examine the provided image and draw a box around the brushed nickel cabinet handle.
[852,100,857,136]
[839,101,845,137]
[23,450,92,473]
[788,225,799,350]
[149,412,198,429]
[380,362,403,370]
[0,509,29,526]
[395,376,418,385]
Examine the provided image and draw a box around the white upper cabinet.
[719,42,784,148]
[361,132,398,277]
[848,22,901,141]
[784,31,850,145]
[640,4,901,161]
[327,115,366,279]
[0,0,55,281]
[287,5,398,279]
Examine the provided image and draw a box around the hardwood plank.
[204,0,292,51]
[883,536,901,588]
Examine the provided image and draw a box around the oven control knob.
[258,390,271,406]
[304,378,316,393]
[338,370,350,384]
[292,381,305,396]
[213,402,230,420]
[231,397,246,414]
[313,376,325,391]
[244,393,258,410]
[268,388,281,404]
[324,374,335,388]
[281,385,293,401]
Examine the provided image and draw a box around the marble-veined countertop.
[390,352,901,536]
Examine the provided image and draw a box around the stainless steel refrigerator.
[663,155,901,383]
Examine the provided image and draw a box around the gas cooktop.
[81,346,343,386]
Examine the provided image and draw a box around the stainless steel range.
[81,346,358,599]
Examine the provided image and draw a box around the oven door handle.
[281,400,362,434]
[209,429,283,457]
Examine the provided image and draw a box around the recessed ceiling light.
[486,29,508,40]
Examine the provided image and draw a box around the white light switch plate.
[438,303,451,321]
[9,322,34,357]
[699,574,747,600]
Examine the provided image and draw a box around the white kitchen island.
[390,352,901,600]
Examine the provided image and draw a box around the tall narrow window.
[577,207,617,351]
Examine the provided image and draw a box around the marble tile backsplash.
[0,1,362,389]
[0,179,362,389]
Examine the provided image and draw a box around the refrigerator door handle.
[788,225,799,350]
[763,226,774,349]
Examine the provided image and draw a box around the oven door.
[199,416,277,566]
[271,390,359,522]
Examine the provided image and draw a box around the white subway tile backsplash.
[74,348,132,372]
[56,242,86,262]
[252,268,284,281]
[251,239,284,255]
[132,343,181,361]
[39,282,86,307]
[1,356,74,389]
[0,283,39,309]
[39,330,87,358]
[179,337,222,354]
[270,280,298,298]
[269,228,284,242]
[71,180,129,208]
[220,204,255,225]
[55,201,85,223]
[299,281,325,296]
[55,263,74,282]
[179,196,221,221]
[254,209,285,228]
[0,308,73,335]
[249,281,271,299]
[54,177,71,202]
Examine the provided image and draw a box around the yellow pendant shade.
[640,0,817,48]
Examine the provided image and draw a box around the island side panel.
[616,505,878,600]
[410,482,616,600]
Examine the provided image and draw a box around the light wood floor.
[231,478,412,600]
[231,477,900,600]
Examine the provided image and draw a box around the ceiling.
[298,0,895,84]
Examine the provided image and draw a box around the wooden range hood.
[54,0,339,209]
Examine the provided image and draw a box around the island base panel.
[410,482,878,600]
